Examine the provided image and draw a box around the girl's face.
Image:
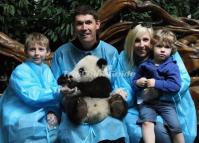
[133,32,151,60]
[26,43,48,65]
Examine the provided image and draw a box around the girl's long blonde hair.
[124,24,153,65]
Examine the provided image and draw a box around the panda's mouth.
[67,80,78,89]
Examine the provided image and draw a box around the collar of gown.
[71,38,100,51]
[25,60,44,75]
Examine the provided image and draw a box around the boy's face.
[153,42,172,64]
[26,43,48,65]
[74,14,100,49]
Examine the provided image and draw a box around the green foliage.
[152,0,199,18]
[0,0,198,51]
[0,0,105,50]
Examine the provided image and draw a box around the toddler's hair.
[152,29,177,54]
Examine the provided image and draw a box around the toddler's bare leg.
[142,121,155,143]
[173,133,185,143]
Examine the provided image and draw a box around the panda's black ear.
[97,58,107,70]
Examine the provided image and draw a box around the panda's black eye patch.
[79,67,86,76]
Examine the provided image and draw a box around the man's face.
[74,14,100,48]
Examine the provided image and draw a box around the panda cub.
[58,55,127,124]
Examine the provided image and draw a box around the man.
[51,5,128,143]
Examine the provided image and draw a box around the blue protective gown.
[51,40,129,143]
[114,51,197,143]
[0,61,61,143]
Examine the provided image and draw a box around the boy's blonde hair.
[124,24,153,65]
[152,29,177,55]
[25,32,49,52]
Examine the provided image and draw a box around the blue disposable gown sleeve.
[113,51,136,107]
[0,97,3,143]
[172,52,197,143]
[9,64,61,108]
[51,49,63,80]
[172,52,191,99]
[109,50,120,87]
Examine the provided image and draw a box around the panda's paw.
[141,87,160,101]
[109,94,128,119]
[67,97,88,124]
[72,87,81,95]
[58,74,68,86]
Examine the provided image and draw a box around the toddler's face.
[153,43,172,64]
[26,43,48,65]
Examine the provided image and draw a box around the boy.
[132,29,185,143]
[0,32,71,143]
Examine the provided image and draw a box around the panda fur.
[58,55,127,124]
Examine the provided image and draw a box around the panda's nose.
[68,75,73,80]
[67,75,73,81]
[65,74,73,80]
